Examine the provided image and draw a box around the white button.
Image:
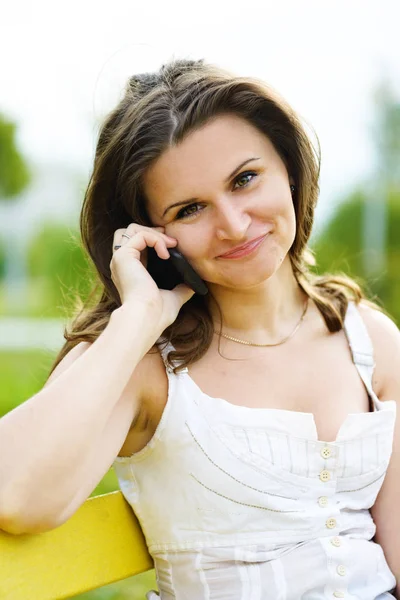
[318,496,329,507]
[321,446,332,459]
[320,469,331,482]
[333,592,345,598]
[337,564,346,576]
[331,536,342,547]
[326,518,337,529]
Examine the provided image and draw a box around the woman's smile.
[217,233,269,259]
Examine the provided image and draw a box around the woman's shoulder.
[356,301,399,345]
[140,317,199,405]
[356,301,400,399]
[140,342,170,396]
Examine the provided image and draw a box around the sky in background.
[1,0,400,227]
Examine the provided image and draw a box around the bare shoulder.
[357,301,400,349]
[116,343,169,457]
[357,301,400,398]
[138,320,197,419]
[137,344,169,408]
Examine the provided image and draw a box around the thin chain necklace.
[214,298,309,347]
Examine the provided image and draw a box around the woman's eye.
[176,203,202,220]
[175,171,257,220]
[233,171,257,189]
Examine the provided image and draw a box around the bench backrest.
[0,491,153,600]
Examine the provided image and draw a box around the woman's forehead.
[143,115,278,208]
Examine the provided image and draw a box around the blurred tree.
[26,222,97,317]
[372,81,400,186]
[362,81,400,277]
[312,188,400,324]
[0,113,30,200]
[0,238,5,280]
[312,80,400,325]
[0,113,31,310]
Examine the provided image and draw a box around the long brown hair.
[48,58,373,376]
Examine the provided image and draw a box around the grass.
[1,349,158,598]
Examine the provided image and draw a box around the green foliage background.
[27,222,96,317]
[312,188,400,325]
[0,114,30,199]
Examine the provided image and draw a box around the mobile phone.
[146,246,208,296]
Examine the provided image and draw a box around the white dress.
[113,302,397,599]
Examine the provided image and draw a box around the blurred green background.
[0,82,399,599]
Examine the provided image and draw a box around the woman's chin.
[208,264,281,290]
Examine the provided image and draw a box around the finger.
[112,234,123,253]
[113,225,176,252]
[112,230,174,263]
[124,224,175,241]
[169,283,196,309]
[153,227,177,242]
[112,226,142,253]
[129,232,172,259]
[112,230,128,253]
[119,227,138,247]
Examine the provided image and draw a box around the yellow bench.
[0,491,153,600]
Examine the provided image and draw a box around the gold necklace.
[215,298,309,347]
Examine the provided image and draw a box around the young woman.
[1,58,399,599]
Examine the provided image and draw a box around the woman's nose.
[215,199,251,241]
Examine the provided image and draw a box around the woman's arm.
[0,303,158,534]
[359,304,400,594]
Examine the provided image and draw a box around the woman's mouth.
[217,234,268,259]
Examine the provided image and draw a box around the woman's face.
[143,114,296,289]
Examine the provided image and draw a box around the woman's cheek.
[181,238,211,268]
[165,223,206,258]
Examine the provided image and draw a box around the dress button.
[318,496,329,507]
[321,446,332,459]
[337,564,346,576]
[326,518,337,529]
[333,592,345,598]
[319,469,331,482]
[331,536,342,547]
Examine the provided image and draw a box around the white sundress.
[113,301,397,599]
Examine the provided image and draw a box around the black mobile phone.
[146,246,208,296]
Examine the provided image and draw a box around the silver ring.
[121,233,131,240]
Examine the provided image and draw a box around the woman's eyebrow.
[161,156,261,218]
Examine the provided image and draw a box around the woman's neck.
[206,258,307,345]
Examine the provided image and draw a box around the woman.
[1,58,399,599]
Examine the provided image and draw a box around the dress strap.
[157,337,188,374]
[343,301,379,408]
